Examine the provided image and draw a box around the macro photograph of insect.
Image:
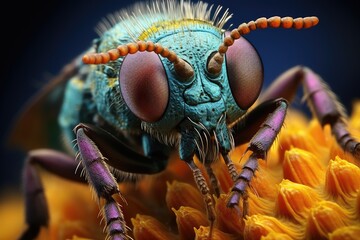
[1,0,360,239]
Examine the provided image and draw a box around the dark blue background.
[1,0,359,191]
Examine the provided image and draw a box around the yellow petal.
[248,191,275,216]
[325,156,360,202]
[349,100,360,129]
[328,140,359,165]
[194,225,237,240]
[284,109,309,129]
[214,194,244,236]
[278,127,329,163]
[119,195,152,228]
[211,159,236,193]
[248,164,279,200]
[276,179,321,223]
[0,194,25,240]
[305,201,352,239]
[173,206,208,240]
[166,180,205,212]
[215,192,274,236]
[329,225,360,240]
[260,231,293,240]
[124,156,193,207]
[42,172,104,240]
[131,214,177,240]
[244,214,302,240]
[283,148,325,187]
[356,190,360,218]
[44,221,94,240]
[70,236,95,240]
[308,118,333,148]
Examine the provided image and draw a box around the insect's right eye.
[119,52,169,123]
[225,34,264,110]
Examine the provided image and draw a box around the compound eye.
[226,32,263,109]
[119,51,169,122]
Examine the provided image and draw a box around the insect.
[11,0,359,239]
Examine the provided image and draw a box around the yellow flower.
[1,101,360,240]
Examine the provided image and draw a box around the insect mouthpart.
[179,111,234,165]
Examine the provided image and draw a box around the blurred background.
[1,0,359,192]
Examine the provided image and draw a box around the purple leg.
[303,68,360,158]
[228,99,288,214]
[221,99,284,187]
[260,66,360,159]
[19,149,85,240]
[76,126,127,240]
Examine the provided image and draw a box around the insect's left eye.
[225,33,264,109]
[119,52,169,122]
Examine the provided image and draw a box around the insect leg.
[205,164,221,197]
[231,99,286,146]
[228,99,288,216]
[19,149,85,240]
[76,126,127,240]
[222,99,287,185]
[222,154,239,190]
[75,123,169,174]
[179,122,216,238]
[186,159,216,239]
[303,68,360,159]
[74,124,171,239]
[259,66,360,159]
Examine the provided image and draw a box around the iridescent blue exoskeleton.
[12,1,360,239]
